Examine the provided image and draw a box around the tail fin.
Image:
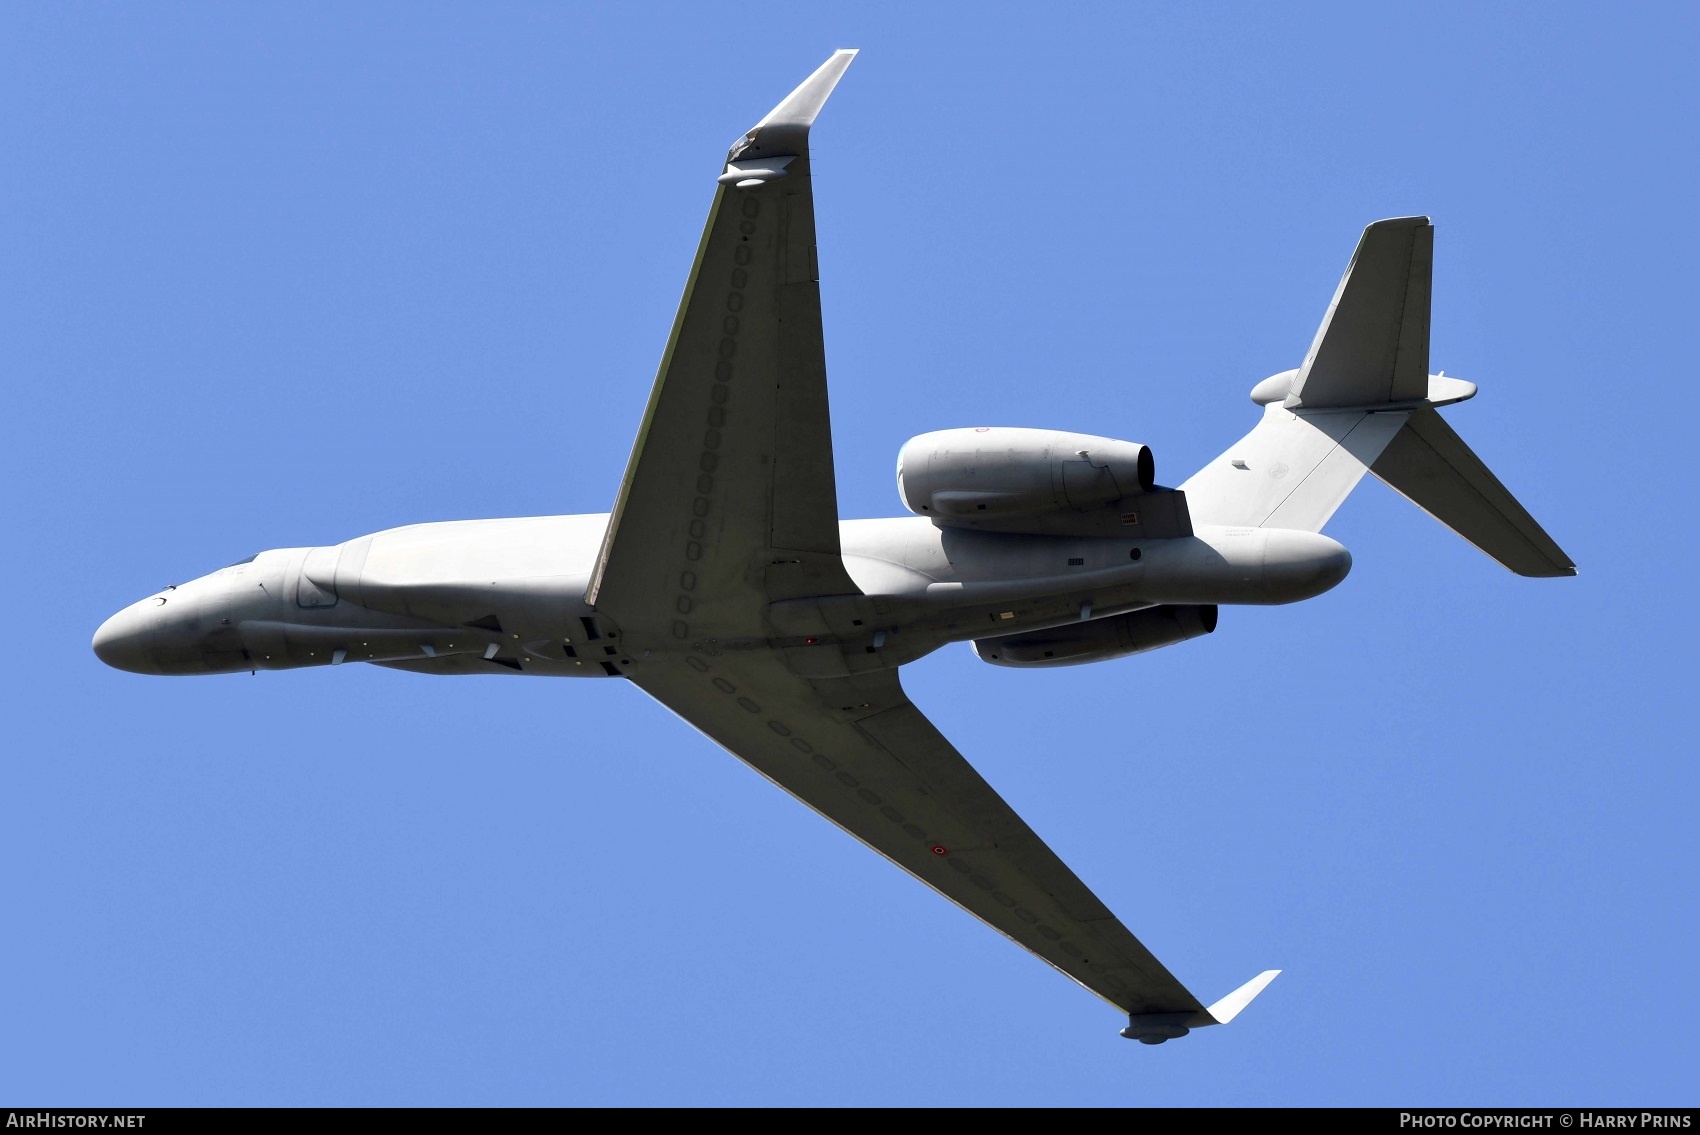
[1180,217,1575,577]
[1288,216,1433,410]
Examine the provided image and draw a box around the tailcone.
[1261,529,1352,601]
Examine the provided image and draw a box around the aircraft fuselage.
[93,514,1349,677]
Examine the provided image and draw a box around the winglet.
[726,50,858,163]
[755,49,858,133]
[1202,968,1281,1025]
[1121,969,1281,1043]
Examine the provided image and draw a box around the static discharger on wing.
[94,51,1574,1044]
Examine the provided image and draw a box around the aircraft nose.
[92,601,164,674]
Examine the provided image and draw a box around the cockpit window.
[223,554,259,569]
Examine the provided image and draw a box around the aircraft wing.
[630,651,1209,1018]
[588,52,1251,1032]
[587,51,862,629]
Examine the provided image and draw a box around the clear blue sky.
[3,2,1695,1107]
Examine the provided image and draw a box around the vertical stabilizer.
[1287,217,1433,409]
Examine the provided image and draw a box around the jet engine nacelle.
[973,604,1218,668]
[897,428,1155,531]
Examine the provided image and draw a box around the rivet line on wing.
[671,191,763,644]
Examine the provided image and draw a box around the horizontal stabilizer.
[1370,405,1575,577]
[1289,217,1433,409]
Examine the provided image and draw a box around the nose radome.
[92,602,162,674]
[1261,529,1353,600]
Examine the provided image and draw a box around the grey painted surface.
[93,51,1572,1041]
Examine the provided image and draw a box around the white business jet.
[93,51,1573,1042]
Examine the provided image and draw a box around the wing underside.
[632,653,1205,1016]
[587,52,861,629]
[587,52,1245,1030]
